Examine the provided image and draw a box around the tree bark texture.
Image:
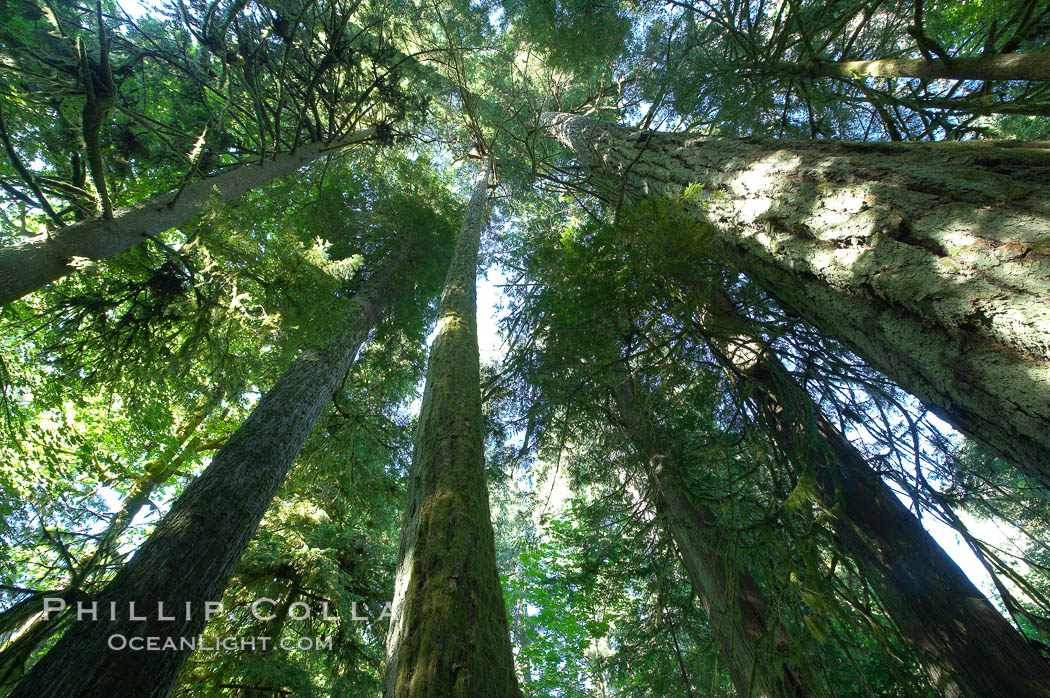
[8,255,399,698]
[702,287,1050,698]
[612,374,817,698]
[384,165,522,698]
[0,130,374,306]
[766,52,1050,82]
[541,112,1050,485]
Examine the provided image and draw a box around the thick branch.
[760,52,1050,82]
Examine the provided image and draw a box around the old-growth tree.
[384,161,522,697]
[541,112,1050,487]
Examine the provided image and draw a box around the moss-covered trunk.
[8,255,402,698]
[0,130,374,307]
[384,165,521,698]
[612,374,817,698]
[701,288,1050,698]
[541,112,1050,486]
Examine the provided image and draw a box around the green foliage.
[499,0,634,73]
[0,146,458,693]
[0,0,435,236]
[502,498,736,697]
[495,194,943,696]
[629,0,1050,140]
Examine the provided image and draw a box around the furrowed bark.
[0,130,374,307]
[762,52,1050,82]
[384,165,521,698]
[540,112,1050,485]
[612,374,817,698]
[8,254,401,698]
[702,288,1050,698]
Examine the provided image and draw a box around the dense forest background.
[1,0,1049,695]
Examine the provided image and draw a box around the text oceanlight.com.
[107,634,333,651]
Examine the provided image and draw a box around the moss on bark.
[384,165,521,698]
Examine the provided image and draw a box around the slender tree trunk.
[840,92,1050,117]
[665,616,696,698]
[541,112,1050,485]
[0,592,68,646]
[80,400,221,578]
[384,164,521,698]
[700,287,1050,698]
[612,374,817,698]
[8,253,403,698]
[837,92,1050,117]
[0,130,374,306]
[511,598,533,689]
[761,52,1050,82]
[913,97,1050,117]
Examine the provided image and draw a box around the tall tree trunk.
[0,130,374,306]
[8,252,404,698]
[910,97,1050,117]
[836,92,1050,118]
[760,52,1050,82]
[384,164,521,698]
[699,287,1050,698]
[540,112,1050,485]
[611,374,817,698]
[839,92,1050,117]
[511,598,533,689]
